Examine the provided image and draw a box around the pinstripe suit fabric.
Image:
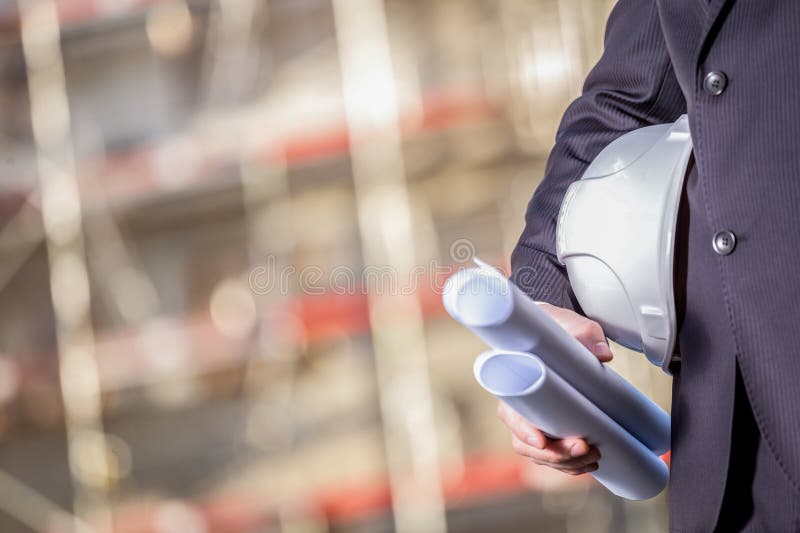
[510,1,800,530]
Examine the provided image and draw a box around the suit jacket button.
[712,230,736,255]
[704,71,728,96]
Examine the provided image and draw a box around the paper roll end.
[474,350,546,398]
[443,268,514,328]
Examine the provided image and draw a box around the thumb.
[589,339,613,363]
[573,320,613,362]
[538,303,613,363]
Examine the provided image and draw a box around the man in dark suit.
[496,1,800,531]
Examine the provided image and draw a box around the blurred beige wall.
[0,1,669,532]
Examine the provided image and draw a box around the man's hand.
[496,303,611,475]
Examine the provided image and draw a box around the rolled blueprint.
[475,350,669,500]
[444,266,670,454]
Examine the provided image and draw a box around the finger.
[532,435,593,460]
[555,437,593,458]
[573,321,613,363]
[511,435,600,467]
[530,450,601,470]
[534,442,600,464]
[527,445,601,468]
[557,462,600,476]
[498,405,594,461]
[497,402,547,449]
[590,339,614,362]
[538,304,613,362]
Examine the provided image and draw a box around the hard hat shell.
[556,115,692,374]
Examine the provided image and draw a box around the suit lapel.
[705,0,732,30]
[695,0,734,66]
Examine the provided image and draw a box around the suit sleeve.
[510,0,686,310]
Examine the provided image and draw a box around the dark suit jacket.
[511,1,800,530]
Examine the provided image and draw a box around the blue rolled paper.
[443,265,670,455]
[475,350,669,500]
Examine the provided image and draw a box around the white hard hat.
[556,115,692,373]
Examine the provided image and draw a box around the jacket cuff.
[509,244,580,313]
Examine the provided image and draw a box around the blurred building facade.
[0,1,672,532]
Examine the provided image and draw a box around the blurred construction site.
[0,1,672,532]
